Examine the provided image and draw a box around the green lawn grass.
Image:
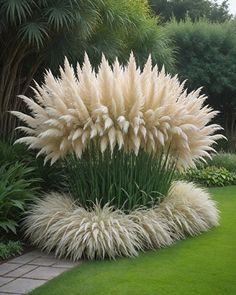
[29,186,236,295]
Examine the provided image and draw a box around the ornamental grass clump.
[64,149,175,210]
[24,182,219,261]
[158,181,219,237]
[13,53,221,168]
[24,192,144,260]
[14,53,222,259]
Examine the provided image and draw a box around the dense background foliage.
[166,19,236,147]
[149,0,232,22]
[0,0,174,141]
[207,153,236,173]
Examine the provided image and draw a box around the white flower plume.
[24,182,219,260]
[13,53,223,168]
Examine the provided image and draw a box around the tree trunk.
[0,43,42,142]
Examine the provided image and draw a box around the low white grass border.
[24,181,219,260]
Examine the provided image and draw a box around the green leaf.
[1,0,34,23]
[18,22,48,48]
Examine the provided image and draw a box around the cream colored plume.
[24,192,144,260]
[158,181,219,237]
[13,53,223,168]
[24,182,219,260]
[129,208,174,248]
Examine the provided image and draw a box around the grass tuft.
[24,182,219,260]
[64,149,176,210]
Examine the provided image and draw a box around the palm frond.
[1,0,34,23]
[46,2,74,31]
[18,22,48,48]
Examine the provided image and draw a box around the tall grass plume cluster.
[13,53,221,169]
[24,182,219,260]
[14,53,222,259]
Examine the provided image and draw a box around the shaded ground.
[29,186,236,295]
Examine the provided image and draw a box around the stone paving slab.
[9,251,42,264]
[0,276,14,286]
[28,257,61,267]
[0,278,46,294]
[0,293,21,295]
[52,260,79,268]
[23,266,68,280]
[5,265,38,278]
[0,249,81,294]
[0,263,21,276]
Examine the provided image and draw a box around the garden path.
[0,250,80,294]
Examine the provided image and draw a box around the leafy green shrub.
[166,20,236,142]
[0,241,23,260]
[180,166,236,187]
[0,141,32,165]
[0,163,40,235]
[64,150,176,211]
[207,153,236,173]
[0,141,64,192]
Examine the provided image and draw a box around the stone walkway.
[0,250,80,294]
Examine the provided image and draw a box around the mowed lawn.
[29,186,236,295]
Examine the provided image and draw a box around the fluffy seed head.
[24,182,219,260]
[129,208,174,248]
[158,181,219,237]
[13,53,223,168]
[24,192,143,260]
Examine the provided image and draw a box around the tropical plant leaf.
[0,162,40,235]
[18,22,48,48]
[1,0,34,23]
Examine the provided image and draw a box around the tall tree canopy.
[0,0,174,140]
[149,0,232,22]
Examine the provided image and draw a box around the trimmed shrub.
[149,0,232,23]
[180,166,236,187]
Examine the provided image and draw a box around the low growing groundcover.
[28,186,236,295]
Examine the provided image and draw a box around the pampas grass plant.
[158,181,219,238]
[25,192,145,260]
[129,208,174,248]
[13,53,222,169]
[15,53,221,260]
[24,182,219,260]
[64,148,175,210]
